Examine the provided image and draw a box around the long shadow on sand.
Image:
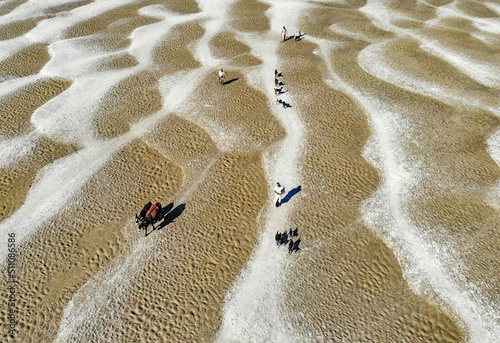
[223,78,239,85]
[146,203,186,236]
[281,185,301,205]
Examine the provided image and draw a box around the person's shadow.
[223,78,239,85]
[291,238,301,253]
[146,203,186,236]
[281,186,301,205]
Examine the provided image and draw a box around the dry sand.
[0,0,499,342]
[0,44,51,80]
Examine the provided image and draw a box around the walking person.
[281,26,287,42]
[218,68,225,86]
[274,182,285,207]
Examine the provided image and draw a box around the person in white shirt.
[274,182,285,207]
[218,68,225,86]
[281,26,287,42]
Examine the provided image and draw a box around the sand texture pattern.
[0,0,499,342]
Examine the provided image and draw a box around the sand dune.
[0,0,499,342]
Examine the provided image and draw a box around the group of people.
[274,69,291,108]
[275,228,300,254]
[281,26,303,42]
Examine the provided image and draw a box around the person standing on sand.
[281,26,287,42]
[218,68,225,86]
[295,29,302,41]
[274,182,285,207]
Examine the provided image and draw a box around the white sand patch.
[0,132,37,167]
[55,236,154,342]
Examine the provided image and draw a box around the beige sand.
[44,0,92,15]
[0,0,498,341]
[210,32,251,60]
[152,21,205,74]
[229,0,270,33]
[161,0,200,14]
[93,70,163,139]
[0,18,42,41]
[0,78,72,137]
[0,44,51,80]
[95,53,139,71]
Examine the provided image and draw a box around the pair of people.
[282,26,302,42]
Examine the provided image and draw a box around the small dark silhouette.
[280,231,288,246]
[295,30,304,41]
[276,98,289,107]
[292,227,299,237]
[288,238,294,254]
[289,228,293,237]
[223,78,239,85]
[275,231,281,246]
[137,202,152,220]
[136,202,162,232]
[282,101,291,109]
[284,35,294,42]
[275,69,283,77]
[292,238,301,253]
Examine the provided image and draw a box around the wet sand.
[0,0,499,342]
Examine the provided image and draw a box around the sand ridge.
[0,0,498,341]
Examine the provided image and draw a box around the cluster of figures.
[275,228,301,254]
[275,26,305,107]
[136,202,162,230]
[274,70,290,108]
[281,26,303,42]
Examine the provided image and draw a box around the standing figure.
[295,29,302,41]
[281,26,287,42]
[218,68,225,86]
[275,231,281,246]
[274,182,285,207]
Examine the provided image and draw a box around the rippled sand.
[1,0,499,342]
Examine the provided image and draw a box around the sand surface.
[0,0,499,342]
